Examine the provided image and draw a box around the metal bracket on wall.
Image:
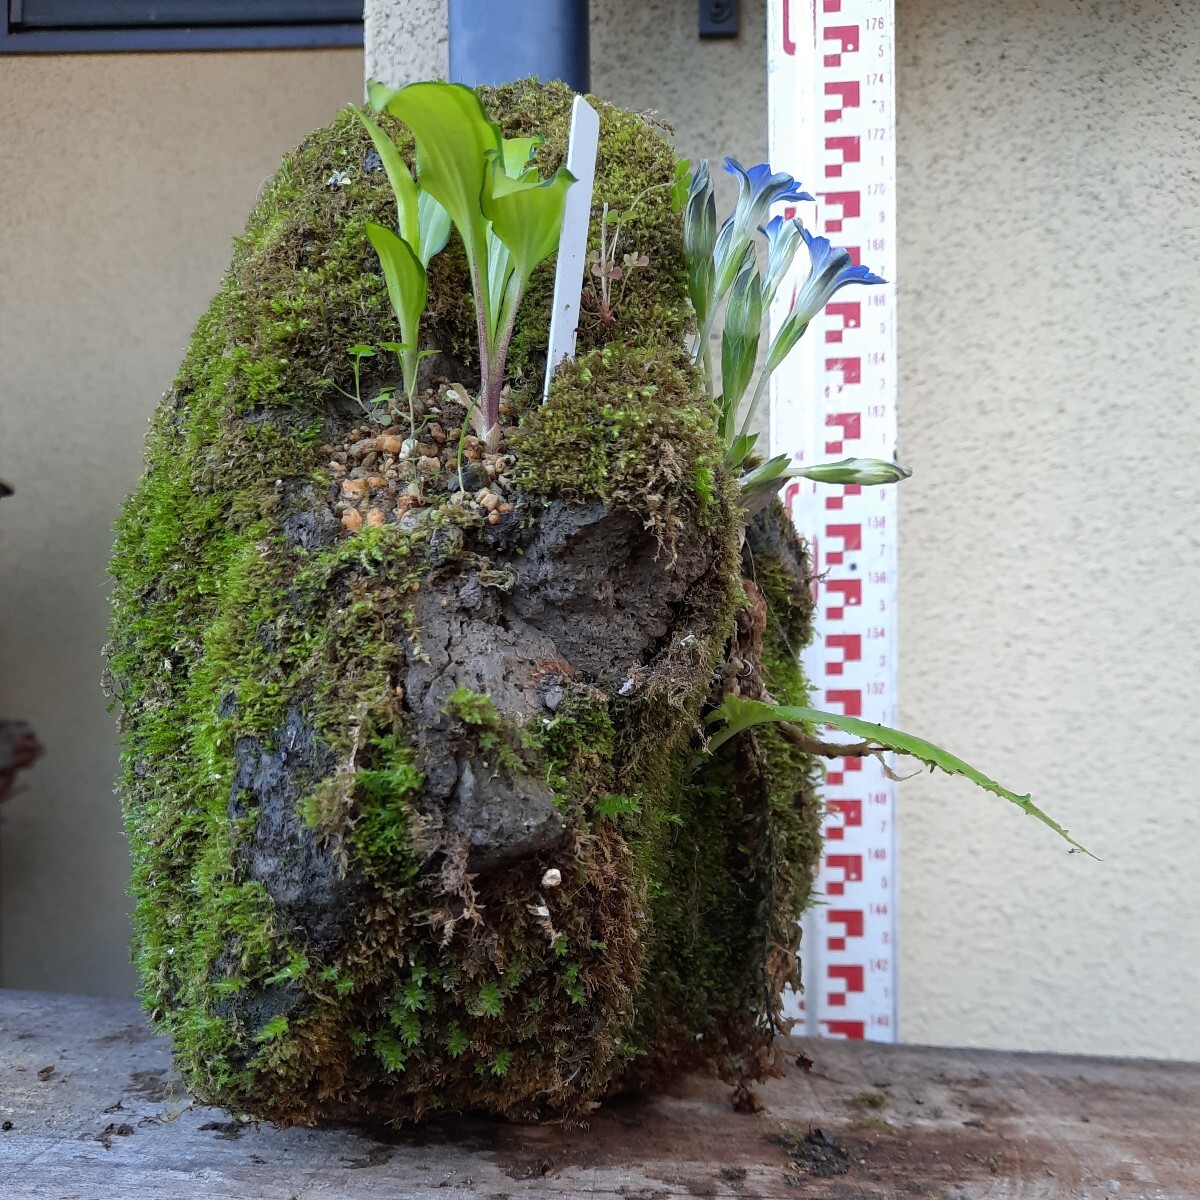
[699,0,739,38]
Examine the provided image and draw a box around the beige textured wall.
[895,0,1200,1060]
[0,50,363,994]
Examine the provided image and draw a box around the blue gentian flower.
[764,230,885,373]
[723,158,814,233]
[711,159,813,308]
[793,227,886,315]
[759,214,806,306]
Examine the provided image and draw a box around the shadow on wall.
[1,483,45,806]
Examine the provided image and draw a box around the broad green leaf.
[416,189,452,265]
[481,153,576,292]
[704,696,1094,856]
[353,108,419,249]
[366,78,402,113]
[500,135,542,178]
[377,81,502,283]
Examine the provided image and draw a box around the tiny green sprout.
[381,341,439,436]
[335,344,376,411]
[584,179,671,333]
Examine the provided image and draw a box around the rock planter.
[107,81,820,1125]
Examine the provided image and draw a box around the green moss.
[513,342,724,553]
[107,81,820,1125]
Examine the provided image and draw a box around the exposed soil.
[318,388,517,538]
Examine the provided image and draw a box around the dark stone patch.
[229,705,359,951]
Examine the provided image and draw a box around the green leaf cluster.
[367,80,575,441]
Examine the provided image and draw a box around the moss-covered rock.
[108,80,820,1125]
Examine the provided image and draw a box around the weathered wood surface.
[1,990,1197,1199]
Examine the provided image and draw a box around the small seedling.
[380,340,439,437]
[334,344,376,411]
[585,203,650,331]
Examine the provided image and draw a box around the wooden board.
[1,989,1197,1198]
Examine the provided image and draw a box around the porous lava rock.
[107,81,821,1125]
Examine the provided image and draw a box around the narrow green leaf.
[725,431,759,471]
[704,696,1094,857]
[353,107,419,249]
[670,158,692,213]
[365,222,427,397]
[719,247,763,428]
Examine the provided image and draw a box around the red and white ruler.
[767,0,899,1041]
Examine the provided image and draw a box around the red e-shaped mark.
[826,357,862,389]
[823,632,862,675]
[826,907,864,951]
[824,136,861,179]
[824,1019,866,1039]
[824,797,863,840]
[825,853,863,896]
[824,81,861,123]
[827,964,865,1008]
[824,24,859,67]
[825,300,861,343]
[824,687,863,717]
[819,190,861,233]
[825,411,861,454]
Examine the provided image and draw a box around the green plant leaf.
[353,107,420,249]
[416,189,452,265]
[719,249,763,435]
[375,80,502,286]
[704,696,1094,856]
[500,134,542,178]
[725,431,759,470]
[365,222,428,397]
[670,158,692,213]
[482,153,576,289]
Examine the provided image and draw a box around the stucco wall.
[0,50,363,994]
[895,0,1200,1059]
